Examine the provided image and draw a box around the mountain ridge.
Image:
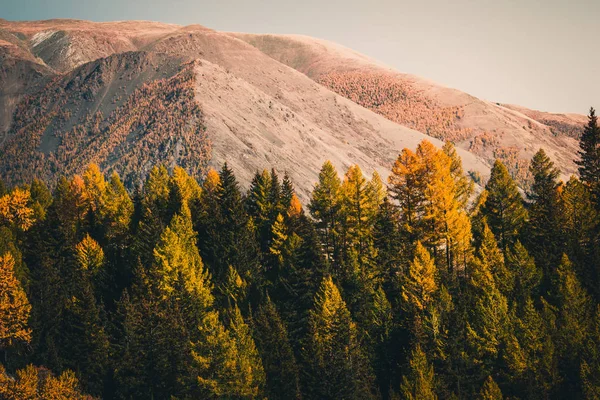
[0,18,587,196]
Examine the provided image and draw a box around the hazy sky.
[2,0,598,113]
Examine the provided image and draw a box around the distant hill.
[233,33,586,183]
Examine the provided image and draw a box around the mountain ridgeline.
[0,18,589,197]
[1,109,600,399]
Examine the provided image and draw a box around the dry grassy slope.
[234,33,584,181]
[0,19,494,198]
[146,26,489,196]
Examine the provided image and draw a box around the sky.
[2,0,598,114]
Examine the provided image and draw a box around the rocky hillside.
[0,19,490,198]
[0,18,585,196]
[234,33,586,183]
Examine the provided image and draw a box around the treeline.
[0,109,599,399]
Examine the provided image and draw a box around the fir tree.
[399,344,437,400]
[303,276,376,399]
[225,305,266,398]
[577,107,600,205]
[481,160,527,252]
[309,161,342,268]
[505,241,541,304]
[253,296,301,399]
[552,254,591,396]
[478,376,502,400]
[527,149,564,283]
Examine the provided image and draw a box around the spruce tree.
[399,344,437,400]
[253,296,301,399]
[552,254,591,395]
[577,107,600,205]
[309,161,342,268]
[505,241,541,304]
[303,276,376,399]
[561,176,598,297]
[478,376,502,400]
[527,149,564,286]
[481,160,527,252]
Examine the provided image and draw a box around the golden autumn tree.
[389,140,472,275]
[0,253,31,351]
[0,188,35,232]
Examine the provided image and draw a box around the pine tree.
[552,254,591,395]
[132,165,172,268]
[481,160,527,252]
[505,241,541,304]
[561,176,598,297]
[151,205,213,322]
[402,242,437,317]
[0,187,35,232]
[369,286,395,399]
[509,298,558,398]
[253,296,301,399]
[340,165,375,265]
[373,197,404,296]
[477,224,513,299]
[29,178,53,222]
[577,107,600,205]
[478,376,502,400]
[527,149,564,283]
[303,276,376,399]
[581,305,600,399]
[399,344,437,400]
[225,305,266,398]
[465,228,510,385]
[0,364,90,399]
[309,161,342,268]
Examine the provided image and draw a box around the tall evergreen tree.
[577,107,600,205]
[561,176,599,297]
[478,376,502,400]
[253,296,301,400]
[309,161,342,269]
[302,276,376,399]
[399,344,437,400]
[527,149,563,284]
[552,254,591,396]
[480,160,527,252]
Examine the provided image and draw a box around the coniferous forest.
[1,108,600,399]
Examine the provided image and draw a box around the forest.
[0,108,599,399]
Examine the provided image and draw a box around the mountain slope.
[233,33,585,182]
[0,19,492,198]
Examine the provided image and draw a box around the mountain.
[0,19,490,198]
[0,19,585,197]
[233,33,586,183]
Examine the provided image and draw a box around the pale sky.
[1,0,598,114]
